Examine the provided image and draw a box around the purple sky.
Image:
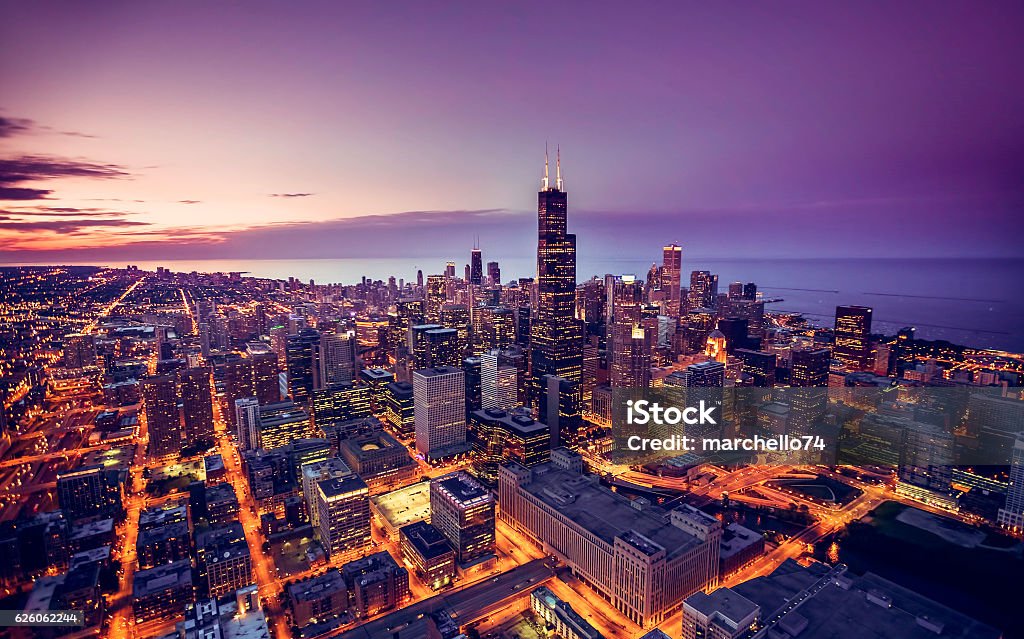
[1,1,1022,261]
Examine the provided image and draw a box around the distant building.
[143,374,181,458]
[833,305,873,371]
[178,367,215,444]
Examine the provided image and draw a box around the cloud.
[0,207,138,218]
[0,116,34,138]
[269,192,315,198]
[178,200,202,205]
[0,186,52,200]
[0,113,97,139]
[0,154,131,201]
[0,218,149,233]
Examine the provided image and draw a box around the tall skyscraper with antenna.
[470,239,483,286]
[530,146,582,444]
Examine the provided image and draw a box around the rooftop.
[732,560,1000,639]
[513,462,702,558]
[400,521,455,561]
[433,471,491,506]
[133,559,193,598]
[372,481,431,529]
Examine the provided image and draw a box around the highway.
[339,559,554,639]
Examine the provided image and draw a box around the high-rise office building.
[742,282,757,300]
[312,382,372,431]
[315,474,371,563]
[425,275,447,323]
[440,304,471,355]
[687,361,725,387]
[410,325,461,369]
[319,330,358,386]
[540,374,582,449]
[234,396,260,450]
[735,349,777,387]
[445,261,456,278]
[687,271,718,311]
[413,366,468,461]
[481,350,518,411]
[791,347,831,387]
[474,306,516,354]
[470,407,551,483]
[833,305,873,371]
[286,328,321,404]
[56,465,123,521]
[470,246,483,286]
[487,261,501,285]
[997,433,1024,531]
[178,367,214,445]
[430,471,495,566]
[258,402,313,451]
[383,381,415,438]
[463,356,482,414]
[661,244,683,318]
[530,147,583,416]
[143,374,180,458]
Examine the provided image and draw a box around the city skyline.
[2,1,1024,261]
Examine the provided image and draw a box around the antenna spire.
[556,144,563,191]
[542,142,550,190]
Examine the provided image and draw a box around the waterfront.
[818,501,1023,638]
[8,256,1021,351]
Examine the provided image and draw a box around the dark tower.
[470,241,483,286]
[529,146,582,438]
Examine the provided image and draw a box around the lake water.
[22,256,1024,352]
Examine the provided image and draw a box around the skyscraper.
[687,271,718,311]
[531,146,583,415]
[318,330,358,386]
[791,347,831,387]
[486,261,501,286]
[481,350,518,411]
[178,367,214,445]
[413,366,468,461]
[661,244,682,318]
[286,328,321,404]
[470,245,483,286]
[143,375,180,458]
[425,275,447,323]
[833,305,873,371]
[234,396,260,451]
